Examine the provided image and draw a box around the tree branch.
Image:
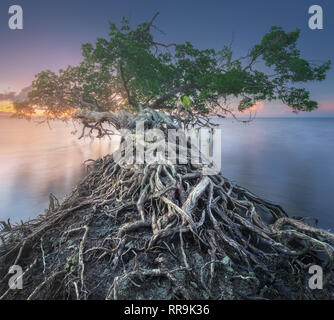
[150,84,199,108]
[133,11,160,40]
[64,91,101,111]
[119,62,137,108]
[73,109,132,133]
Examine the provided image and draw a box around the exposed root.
[1,108,334,300]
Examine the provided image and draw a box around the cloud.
[0,92,16,101]
[0,86,32,115]
[0,86,32,102]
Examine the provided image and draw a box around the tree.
[3,13,334,300]
[17,12,330,134]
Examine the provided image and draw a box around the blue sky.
[0,0,333,116]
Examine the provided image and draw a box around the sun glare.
[0,100,15,114]
[0,99,78,118]
[248,101,264,113]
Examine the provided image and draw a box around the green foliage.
[181,96,191,110]
[21,16,330,118]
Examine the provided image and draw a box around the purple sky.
[0,0,333,116]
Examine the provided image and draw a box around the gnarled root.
[1,108,334,300]
[1,155,333,300]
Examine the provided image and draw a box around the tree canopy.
[16,12,330,128]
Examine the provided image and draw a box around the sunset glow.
[0,99,78,118]
[0,100,15,114]
[247,101,264,114]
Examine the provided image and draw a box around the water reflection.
[0,118,120,222]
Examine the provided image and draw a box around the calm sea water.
[0,118,120,222]
[220,118,334,230]
[0,117,333,230]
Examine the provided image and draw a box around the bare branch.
[133,11,160,40]
[119,62,137,108]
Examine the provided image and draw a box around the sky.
[0,0,333,116]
